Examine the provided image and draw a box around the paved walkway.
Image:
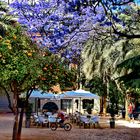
[115,120,140,128]
[99,116,140,128]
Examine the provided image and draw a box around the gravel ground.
[0,113,140,140]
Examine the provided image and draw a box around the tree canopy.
[9,0,140,63]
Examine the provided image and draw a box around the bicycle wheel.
[64,123,72,131]
[50,123,58,131]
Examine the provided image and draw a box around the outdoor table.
[79,115,100,128]
[80,115,91,128]
[38,115,49,127]
[89,115,100,128]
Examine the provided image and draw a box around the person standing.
[128,102,134,122]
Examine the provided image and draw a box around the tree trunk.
[17,107,24,140]
[12,88,33,140]
[103,95,107,115]
[25,90,33,128]
[125,94,129,120]
[102,71,110,116]
[12,81,19,140]
[12,99,19,140]
[16,89,33,140]
[100,96,104,114]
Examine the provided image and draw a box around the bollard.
[110,117,115,128]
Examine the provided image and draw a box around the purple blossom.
[10,0,135,63]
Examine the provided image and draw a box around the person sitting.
[57,111,65,127]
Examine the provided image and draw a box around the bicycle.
[50,117,72,131]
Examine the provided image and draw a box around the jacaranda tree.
[10,0,140,57]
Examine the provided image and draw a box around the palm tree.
[115,39,140,119]
[82,35,140,116]
[81,3,140,115]
[81,27,140,111]
[82,38,114,115]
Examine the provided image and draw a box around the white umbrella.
[60,89,99,128]
[30,90,57,99]
[59,89,99,114]
[60,89,99,99]
[30,90,58,115]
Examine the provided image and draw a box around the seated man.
[57,111,65,127]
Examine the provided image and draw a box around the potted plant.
[109,105,115,128]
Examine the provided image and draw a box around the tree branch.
[113,26,140,39]
[0,84,14,113]
[112,0,134,6]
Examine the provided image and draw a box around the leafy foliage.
[108,80,123,110]
[0,23,76,94]
[86,76,106,96]
[115,37,140,90]
[116,55,140,88]
[9,0,140,64]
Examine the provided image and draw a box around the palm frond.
[116,69,140,88]
[117,55,140,70]
[0,1,8,13]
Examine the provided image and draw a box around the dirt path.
[20,128,140,140]
[0,113,140,140]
